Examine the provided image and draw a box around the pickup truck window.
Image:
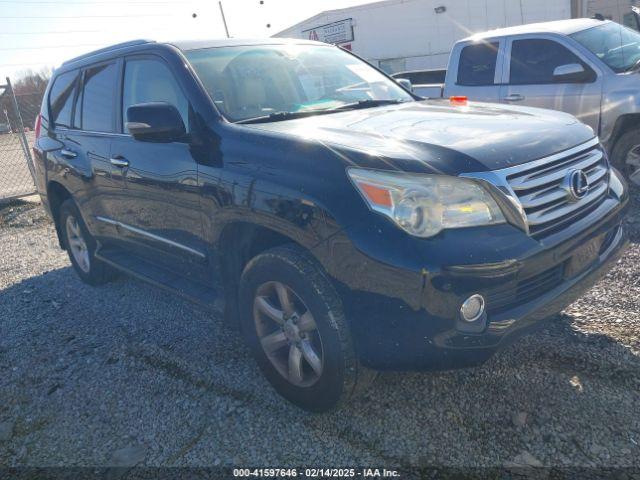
[510,39,591,85]
[185,44,413,122]
[48,70,79,129]
[122,58,190,132]
[457,42,498,86]
[571,22,640,73]
[393,69,446,85]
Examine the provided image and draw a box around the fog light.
[460,294,485,322]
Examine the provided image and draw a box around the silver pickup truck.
[400,18,640,183]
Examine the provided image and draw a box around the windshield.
[185,44,413,122]
[571,22,640,73]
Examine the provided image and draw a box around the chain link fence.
[0,78,43,202]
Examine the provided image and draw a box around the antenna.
[219,1,230,38]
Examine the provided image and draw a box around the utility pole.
[219,1,230,38]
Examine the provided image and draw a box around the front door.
[501,36,603,132]
[108,55,207,276]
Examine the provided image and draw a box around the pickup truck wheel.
[611,128,640,182]
[238,245,375,412]
[59,199,116,286]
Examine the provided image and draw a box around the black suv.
[33,38,628,411]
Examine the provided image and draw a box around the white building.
[274,0,639,73]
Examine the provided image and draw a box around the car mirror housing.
[396,78,413,92]
[125,102,186,142]
[553,63,589,83]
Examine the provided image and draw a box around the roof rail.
[62,39,155,66]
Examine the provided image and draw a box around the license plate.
[565,236,603,278]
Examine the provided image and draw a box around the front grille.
[487,264,565,313]
[505,142,609,239]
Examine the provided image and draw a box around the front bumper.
[326,178,629,371]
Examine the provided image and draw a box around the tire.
[238,245,375,412]
[610,127,640,181]
[59,199,116,286]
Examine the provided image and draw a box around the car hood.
[245,100,596,174]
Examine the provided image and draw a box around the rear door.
[49,61,120,239]
[445,39,505,102]
[501,35,603,131]
[108,54,206,273]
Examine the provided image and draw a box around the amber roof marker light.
[450,96,468,105]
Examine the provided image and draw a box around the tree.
[12,67,53,95]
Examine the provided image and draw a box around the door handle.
[110,157,129,168]
[504,94,525,102]
[60,149,77,159]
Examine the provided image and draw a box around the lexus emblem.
[562,169,590,202]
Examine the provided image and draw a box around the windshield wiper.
[326,99,407,112]
[626,58,640,73]
[236,110,321,124]
[236,99,408,125]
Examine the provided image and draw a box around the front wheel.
[238,245,375,412]
[611,128,640,183]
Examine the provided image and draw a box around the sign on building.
[302,18,354,45]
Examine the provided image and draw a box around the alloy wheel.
[65,216,91,273]
[253,281,324,387]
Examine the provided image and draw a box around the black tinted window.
[49,70,78,128]
[510,39,589,84]
[81,63,116,132]
[394,69,446,84]
[457,43,498,86]
[122,58,189,131]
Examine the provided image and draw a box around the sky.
[0,0,373,82]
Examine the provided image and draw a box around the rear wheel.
[59,199,116,286]
[238,245,375,412]
[611,128,640,182]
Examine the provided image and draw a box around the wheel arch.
[215,221,328,329]
[608,114,640,152]
[47,180,73,249]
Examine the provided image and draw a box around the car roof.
[59,37,327,69]
[168,37,326,51]
[462,18,609,42]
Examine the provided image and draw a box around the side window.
[510,39,592,85]
[81,62,117,132]
[48,70,78,128]
[457,43,499,86]
[122,58,189,132]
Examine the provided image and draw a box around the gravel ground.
[0,190,639,473]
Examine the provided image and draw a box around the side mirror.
[396,78,413,92]
[126,102,186,142]
[553,63,589,83]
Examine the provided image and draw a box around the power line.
[0,14,176,19]
[0,30,103,35]
[1,62,56,67]
[0,0,199,3]
[0,43,106,51]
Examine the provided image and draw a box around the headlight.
[348,168,505,238]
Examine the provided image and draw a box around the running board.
[95,247,221,311]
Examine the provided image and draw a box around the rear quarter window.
[48,70,79,128]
